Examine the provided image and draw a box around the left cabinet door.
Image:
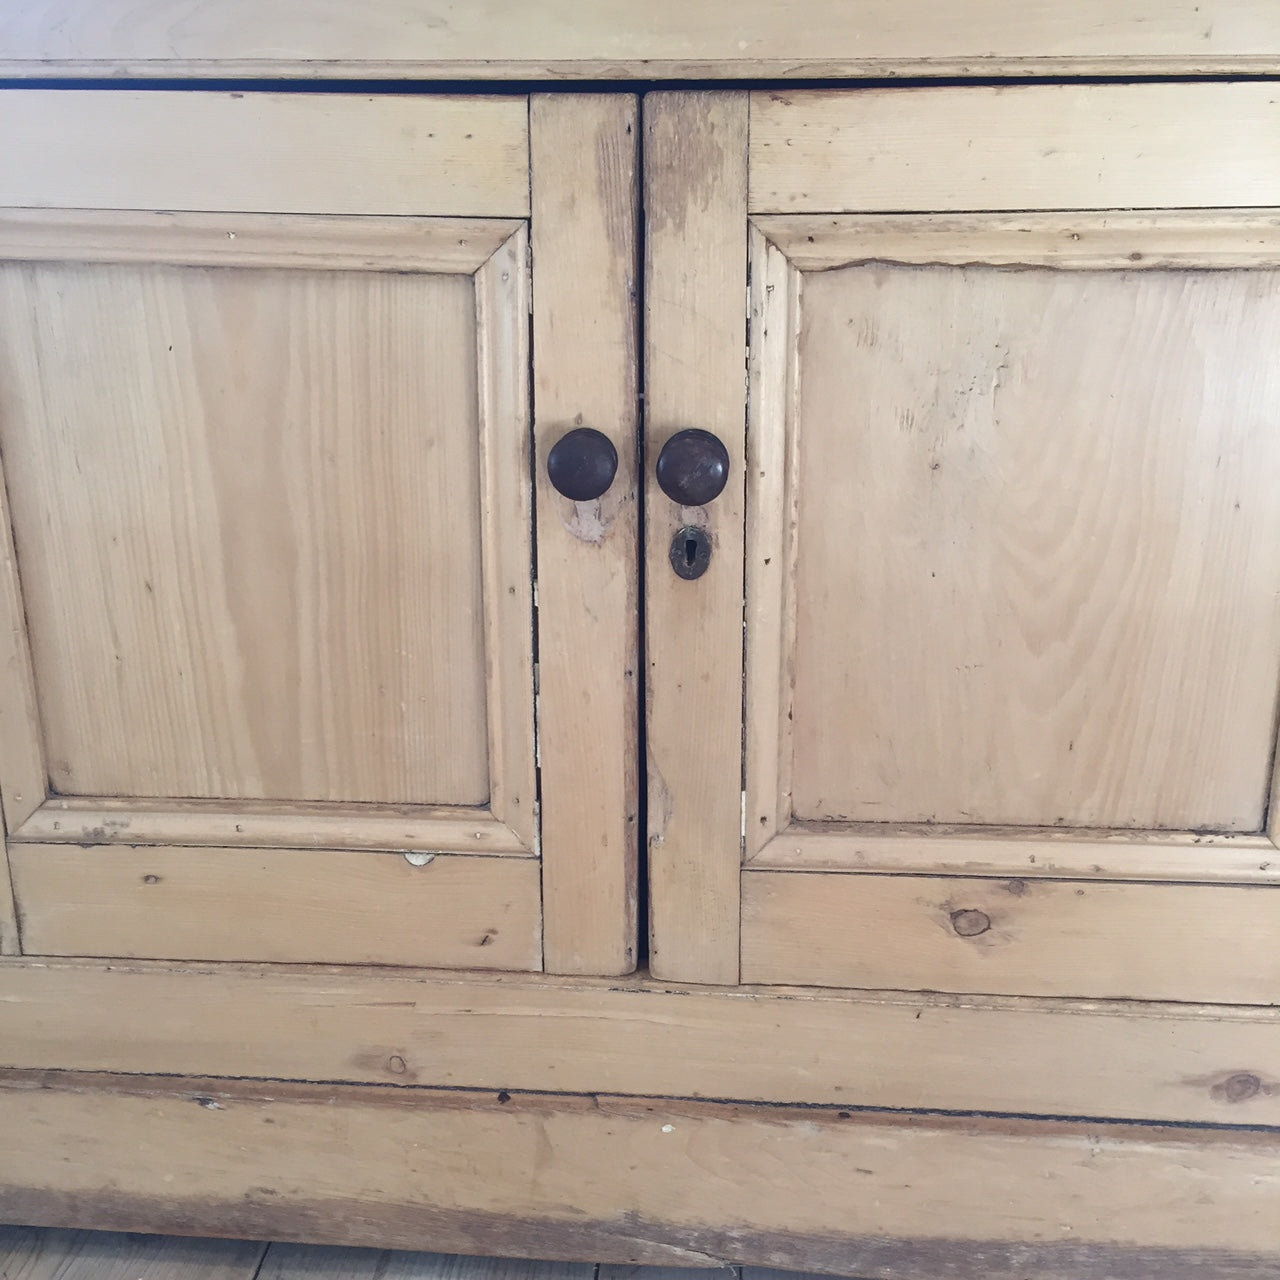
[0,91,640,974]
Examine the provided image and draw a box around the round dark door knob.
[546,427,619,501]
[655,429,730,507]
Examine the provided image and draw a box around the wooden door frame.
[646,82,1280,985]
[0,90,641,977]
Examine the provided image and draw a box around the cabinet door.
[646,84,1280,995]
[0,91,639,974]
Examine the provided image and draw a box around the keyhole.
[670,525,711,580]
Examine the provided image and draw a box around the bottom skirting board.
[0,1069,1277,1279]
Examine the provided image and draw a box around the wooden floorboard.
[0,1229,851,1280]
[259,1242,597,1278]
[0,1226,267,1279]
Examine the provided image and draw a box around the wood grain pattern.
[789,261,1280,831]
[260,1243,593,1279]
[0,1227,265,1280]
[475,229,538,851]
[2,1072,1278,1276]
[0,91,529,216]
[643,92,748,985]
[741,870,1280,1002]
[750,84,1280,213]
[532,95,641,975]
[6,960,1277,1125]
[0,1,1275,78]
[10,846,541,969]
[0,210,521,273]
[757,211,1280,272]
[12,797,532,855]
[0,259,493,807]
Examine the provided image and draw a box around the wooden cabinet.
[647,86,1280,1006]
[0,90,640,975]
[1,44,1279,1280]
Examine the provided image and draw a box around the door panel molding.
[0,215,537,858]
[10,797,531,856]
[744,211,1280,884]
[0,209,523,273]
[475,227,538,852]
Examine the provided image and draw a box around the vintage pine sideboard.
[0,5,1279,1276]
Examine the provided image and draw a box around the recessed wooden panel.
[741,870,1280,1002]
[0,260,491,806]
[10,845,541,969]
[788,262,1280,831]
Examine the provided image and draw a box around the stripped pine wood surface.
[643,92,748,985]
[0,92,530,217]
[9,848,541,969]
[2,1075,1276,1277]
[0,260,492,807]
[0,0,1275,79]
[0,1228,800,1279]
[5,960,1278,1126]
[748,84,1280,213]
[531,94,641,976]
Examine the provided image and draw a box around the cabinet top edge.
[1,2,1278,82]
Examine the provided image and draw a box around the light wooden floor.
[0,1227,853,1279]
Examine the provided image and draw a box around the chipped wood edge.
[0,209,522,272]
[12,798,532,855]
[744,226,802,858]
[2,1071,1278,1276]
[755,210,1280,271]
[531,94,641,976]
[474,228,538,856]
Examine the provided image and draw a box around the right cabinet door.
[646,83,1280,996]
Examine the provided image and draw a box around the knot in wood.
[949,908,992,937]
[1222,1072,1262,1103]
